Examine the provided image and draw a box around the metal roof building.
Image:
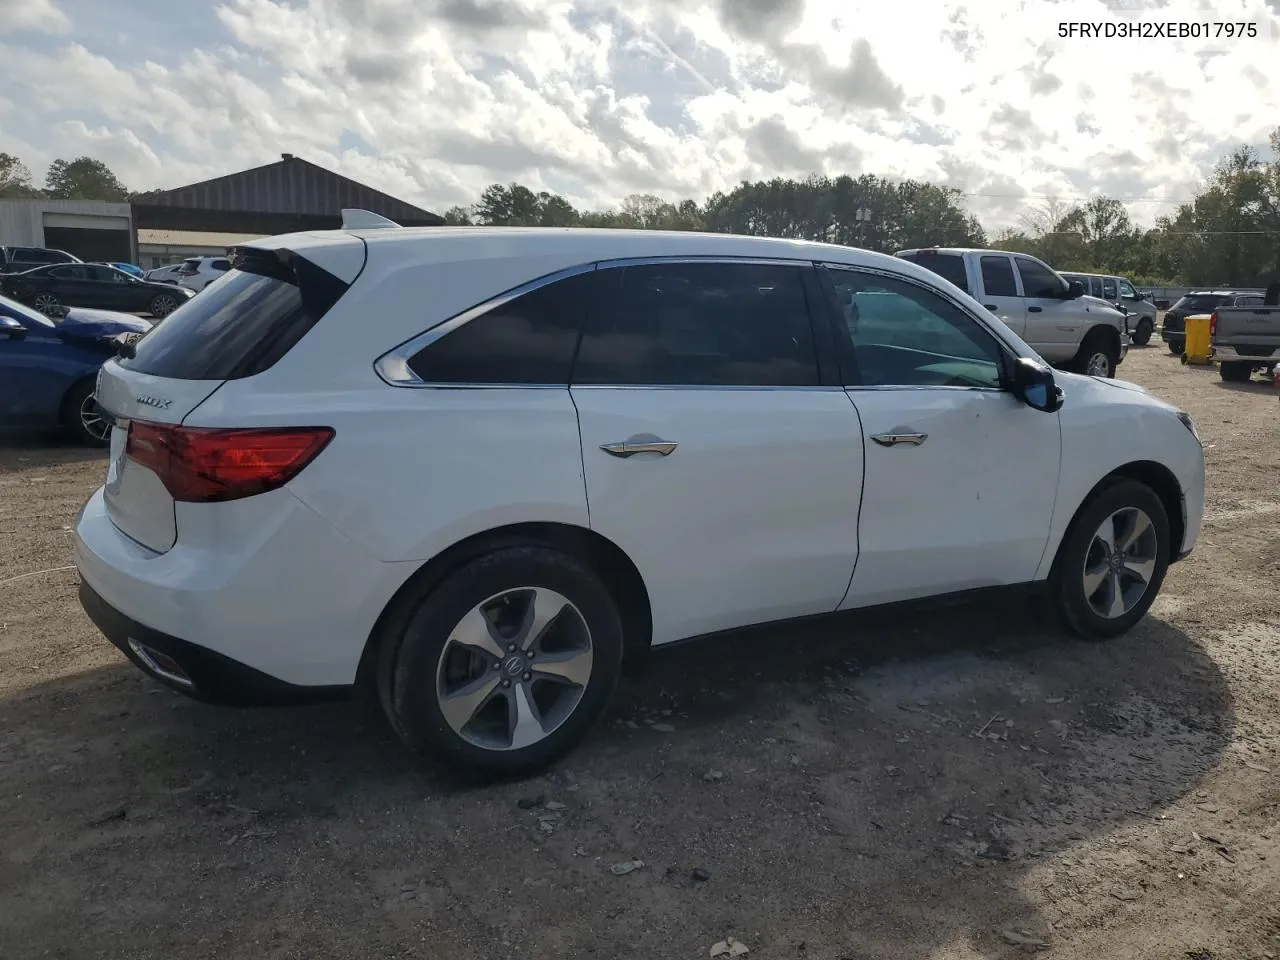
[130,153,443,237]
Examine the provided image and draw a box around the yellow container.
[1182,313,1213,365]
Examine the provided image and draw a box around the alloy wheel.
[33,294,59,315]
[78,392,111,442]
[151,295,177,317]
[435,587,593,751]
[1085,351,1112,377]
[1082,506,1159,619]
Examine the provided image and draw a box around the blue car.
[108,262,146,280]
[0,293,151,445]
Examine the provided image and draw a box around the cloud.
[1,0,1277,231]
[0,0,69,34]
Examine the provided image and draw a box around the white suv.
[75,220,1205,775]
[175,255,232,292]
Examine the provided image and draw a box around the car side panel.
[0,330,99,425]
[1033,375,1205,578]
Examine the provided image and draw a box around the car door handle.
[1056,325,1076,331]
[983,304,998,311]
[600,440,678,458]
[870,432,928,447]
[1028,305,1043,312]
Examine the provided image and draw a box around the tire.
[378,544,625,777]
[1070,332,1118,378]
[1131,318,1153,346]
[32,292,61,316]
[1166,339,1183,355]
[62,378,111,447]
[149,293,179,318]
[1050,479,1170,641]
[1219,361,1252,383]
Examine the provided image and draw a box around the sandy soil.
[1,344,1278,960]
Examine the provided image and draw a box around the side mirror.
[1012,356,1063,412]
[0,315,28,341]
[1066,280,1085,299]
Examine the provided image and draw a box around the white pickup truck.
[896,248,1129,378]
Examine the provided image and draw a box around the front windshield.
[0,292,56,328]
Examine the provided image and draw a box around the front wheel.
[1050,479,1170,640]
[149,293,179,318]
[378,545,625,777]
[1071,335,1117,378]
[1131,318,1153,346]
[62,379,111,447]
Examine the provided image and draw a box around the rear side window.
[49,265,85,279]
[1088,277,1103,298]
[897,252,970,294]
[121,250,348,380]
[573,261,820,387]
[1172,294,1227,313]
[1101,277,1118,300]
[212,259,231,271]
[406,271,595,385]
[980,256,1018,296]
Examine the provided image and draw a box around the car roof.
[244,226,944,287]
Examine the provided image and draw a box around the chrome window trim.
[375,255,826,389]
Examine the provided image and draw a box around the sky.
[0,0,1278,230]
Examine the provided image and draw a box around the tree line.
[4,128,1277,286]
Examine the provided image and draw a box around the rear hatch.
[94,242,361,553]
[1166,294,1227,332]
[1213,305,1280,353]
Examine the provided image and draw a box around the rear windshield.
[1171,294,1228,313]
[897,252,970,294]
[120,250,348,380]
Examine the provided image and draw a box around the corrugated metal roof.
[131,155,441,224]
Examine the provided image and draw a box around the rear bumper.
[79,579,349,706]
[1214,344,1280,363]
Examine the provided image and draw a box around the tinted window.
[1237,296,1263,307]
[407,271,594,385]
[49,265,85,280]
[1171,294,1227,313]
[574,262,820,387]
[121,251,348,380]
[980,256,1017,296]
[84,265,119,282]
[826,268,1003,389]
[896,252,970,294]
[1101,277,1118,300]
[1088,277,1103,298]
[1015,257,1065,299]
[212,259,231,271]
[1118,280,1137,298]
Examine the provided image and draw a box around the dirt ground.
[1,343,1278,960]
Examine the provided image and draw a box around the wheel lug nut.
[501,679,511,688]
[522,672,531,681]
[508,644,517,652]
[492,661,501,670]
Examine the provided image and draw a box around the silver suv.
[1059,272,1157,346]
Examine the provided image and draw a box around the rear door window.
[896,252,970,294]
[406,270,595,385]
[1237,296,1263,307]
[573,261,821,386]
[979,256,1018,296]
[1101,277,1118,300]
[120,250,348,380]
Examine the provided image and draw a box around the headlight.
[1176,411,1201,444]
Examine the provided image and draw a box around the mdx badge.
[136,395,172,410]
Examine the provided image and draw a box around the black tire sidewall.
[1133,319,1153,345]
[1052,479,1171,640]
[1167,340,1183,354]
[150,296,174,317]
[386,545,624,777]
[1220,361,1250,382]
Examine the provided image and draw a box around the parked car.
[0,245,80,274]
[107,262,146,279]
[0,293,150,445]
[175,255,232,292]
[1211,282,1280,382]
[144,264,186,285]
[896,248,1129,378]
[1162,290,1265,354]
[0,262,194,318]
[75,222,1205,776]
[1059,272,1158,346]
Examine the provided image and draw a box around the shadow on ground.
[0,598,1233,959]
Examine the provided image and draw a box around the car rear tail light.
[1209,311,1217,336]
[125,422,334,502]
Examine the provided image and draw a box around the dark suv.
[1162,290,1265,353]
[0,245,81,274]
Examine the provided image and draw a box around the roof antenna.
[341,208,401,230]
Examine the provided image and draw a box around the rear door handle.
[1028,305,1043,313]
[870,432,928,447]
[983,304,998,311]
[600,440,678,458]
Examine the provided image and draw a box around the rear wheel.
[1167,339,1183,355]
[1219,361,1253,383]
[32,292,61,316]
[1131,318,1153,346]
[1050,480,1170,640]
[378,545,624,777]
[62,379,111,447]
[149,293,179,318]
